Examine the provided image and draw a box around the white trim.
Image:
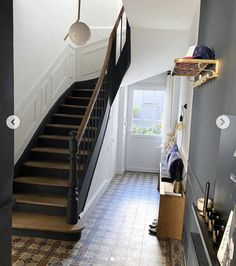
[126,167,159,173]
[129,134,162,140]
[129,84,166,91]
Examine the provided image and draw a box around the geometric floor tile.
[12,172,185,265]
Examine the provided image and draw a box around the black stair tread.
[31,147,70,154]
[60,104,87,109]
[31,147,88,155]
[60,104,102,109]
[45,124,80,129]
[53,113,98,119]
[39,135,94,142]
[73,88,105,92]
[45,124,96,130]
[14,193,67,207]
[53,113,84,118]
[39,135,72,140]
[14,176,68,187]
[23,161,70,170]
[73,88,95,91]
[66,96,91,99]
[12,212,85,233]
[23,160,84,171]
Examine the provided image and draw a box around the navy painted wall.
[0,1,14,265]
[184,0,236,264]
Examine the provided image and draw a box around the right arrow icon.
[216,115,230,129]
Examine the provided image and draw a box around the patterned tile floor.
[12,172,185,266]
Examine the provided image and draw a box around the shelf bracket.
[172,59,220,88]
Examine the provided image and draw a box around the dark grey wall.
[0,1,14,265]
[184,0,236,264]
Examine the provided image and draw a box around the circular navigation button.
[6,115,20,129]
[216,115,230,130]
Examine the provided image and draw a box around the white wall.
[81,93,120,218]
[176,3,200,169]
[122,27,190,86]
[14,0,122,109]
[14,0,78,109]
[116,86,128,174]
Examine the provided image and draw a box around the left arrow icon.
[6,115,20,129]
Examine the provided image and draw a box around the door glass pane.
[131,89,165,136]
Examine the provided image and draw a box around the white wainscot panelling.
[51,55,67,98]
[41,80,51,115]
[76,39,108,81]
[14,45,76,163]
[15,96,38,160]
[82,46,106,75]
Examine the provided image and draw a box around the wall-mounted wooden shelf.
[172,58,220,88]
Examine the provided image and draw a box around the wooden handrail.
[76,6,125,143]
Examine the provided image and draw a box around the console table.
[157,162,185,240]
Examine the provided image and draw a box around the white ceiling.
[121,0,201,85]
[123,0,200,30]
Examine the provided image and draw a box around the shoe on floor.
[149,219,158,228]
[149,227,157,235]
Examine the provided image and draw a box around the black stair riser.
[12,229,81,241]
[14,183,68,196]
[37,138,69,148]
[30,151,87,163]
[44,127,79,136]
[51,115,83,125]
[13,203,66,216]
[65,97,104,106]
[21,166,69,178]
[72,90,94,97]
[59,106,86,115]
[65,97,90,105]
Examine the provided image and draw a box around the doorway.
[126,85,165,172]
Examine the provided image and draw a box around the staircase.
[12,7,130,241]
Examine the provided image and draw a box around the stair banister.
[76,6,124,144]
[67,6,129,224]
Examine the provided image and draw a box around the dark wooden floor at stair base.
[12,79,99,240]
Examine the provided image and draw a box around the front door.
[126,85,165,172]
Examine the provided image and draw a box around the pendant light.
[65,0,91,45]
[176,104,187,131]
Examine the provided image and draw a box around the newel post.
[67,130,79,224]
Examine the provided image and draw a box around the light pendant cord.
[78,0,81,21]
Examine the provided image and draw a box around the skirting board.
[79,178,110,220]
[125,167,159,173]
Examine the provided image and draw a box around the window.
[131,89,165,136]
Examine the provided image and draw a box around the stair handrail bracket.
[67,6,131,224]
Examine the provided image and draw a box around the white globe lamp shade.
[69,21,91,45]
